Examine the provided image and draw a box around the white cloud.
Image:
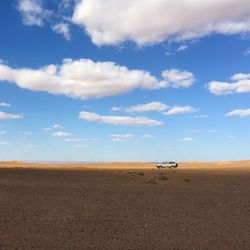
[64,138,82,142]
[176,45,188,52]
[163,106,197,116]
[53,124,63,129]
[0,131,6,135]
[17,0,50,26]
[43,127,51,131]
[162,69,195,88]
[0,141,8,145]
[194,115,209,119]
[110,133,135,142]
[181,137,194,142]
[208,73,250,95]
[142,134,154,139]
[125,102,168,113]
[0,111,23,120]
[79,111,163,126]
[52,131,72,137]
[72,0,250,46]
[52,22,71,41]
[0,102,11,108]
[0,58,175,100]
[226,109,250,117]
[111,107,122,112]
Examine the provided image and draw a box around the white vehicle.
[156,161,178,169]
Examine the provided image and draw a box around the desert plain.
[0,161,249,249]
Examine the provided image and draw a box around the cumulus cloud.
[0,58,176,100]
[162,69,195,88]
[226,109,250,117]
[0,111,23,120]
[52,22,71,41]
[181,137,194,142]
[79,111,163,126]
[17,0,50,26]
[110,133,135,142]
[0,102,11,108]
[244,48,250,56]
[52,131,72,137]
[125,102,169,113]
[72,0,250,46]
[208,73,250,95]
[163,106,197,116]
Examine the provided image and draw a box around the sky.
[0,0,250,162]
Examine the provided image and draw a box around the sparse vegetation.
[158,175,168,180]
[137,172,144,176]
[146,178,157,184]
[128,171,144,176]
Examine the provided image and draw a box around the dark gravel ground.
[0,167,249,249]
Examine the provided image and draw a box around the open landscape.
[0,161,249,249]
[1,1,250,249]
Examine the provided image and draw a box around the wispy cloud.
[125,102,169,113]
[142,134,154,139]
[194,115,209,118]
[176,45,189,52]
[17,0,51,26]
[52,131,73,137]
[43,124,63,131]
[0,111,23,120]
[18,131,32,135]
[181,137,195,142]
[0,102,11,108]
[52,22,71,41]
[0,141,8,145]
[79,111,163,126]
[0,131,6,135]
[110,133,135,142]
[163,106,198,116]
[64,138,82,142]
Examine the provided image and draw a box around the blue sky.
[0,0,250,162]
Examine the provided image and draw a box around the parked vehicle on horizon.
[156,161,178,169]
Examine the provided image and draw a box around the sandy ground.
[0,161,249,249]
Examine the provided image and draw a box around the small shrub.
[184,178,191,183]
[146,178,157,184]
[158,175,168,181]
[137,172,144,176]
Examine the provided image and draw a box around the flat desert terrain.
[0,161,249,249]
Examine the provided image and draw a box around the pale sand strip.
[0,160,250,171]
